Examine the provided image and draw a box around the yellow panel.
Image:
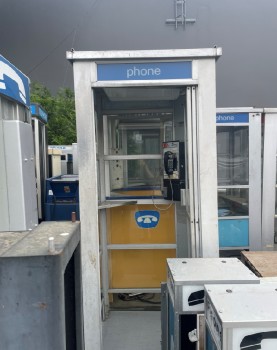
[107,204,176,244]
[109,249,176,288]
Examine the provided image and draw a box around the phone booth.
[262,109,277,250]
[67,48,221,349]
[0,54,38,231]
[216,108,262,252]
[30,103,48,221]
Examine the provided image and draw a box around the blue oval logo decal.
[135,210,160,228]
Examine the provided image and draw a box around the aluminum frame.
[32,117,48,220]
[216,108,262,251]
[262,109,277,249]
[68,48,222,350]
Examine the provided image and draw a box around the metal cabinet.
[162,258,259,350]
[205,284,277,350]
[0,222,82,350]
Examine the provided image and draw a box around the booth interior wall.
[107,204,176,289]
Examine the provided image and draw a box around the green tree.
[30,82,76,145]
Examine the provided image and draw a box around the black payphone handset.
[240,331,277,350]
[164,151,178,176]
[162,141,185,201]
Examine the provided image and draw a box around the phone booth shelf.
[205,283,277,350]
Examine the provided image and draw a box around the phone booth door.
[184,86,200,257]
[262,109,277,249]
[216,109,262,252]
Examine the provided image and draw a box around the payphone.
[163,141,185,201]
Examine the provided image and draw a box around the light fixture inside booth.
[103,87,181,101]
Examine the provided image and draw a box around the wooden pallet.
[241,251,277,277]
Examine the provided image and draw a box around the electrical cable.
[28,29,77,75]
[118,293,161,305]
[62,28,77,87]
[152,175,174,211]
[27,0,99,76]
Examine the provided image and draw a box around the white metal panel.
[72,61,103,350]
[104,154,161,160]
[0,119,9,231]
[249,112,262,250]
[20,121,38,230]
[3,121,25,229]
[91,79,197,88]
[197,59,219,257]
[191,86,201,257]
[185,86,196,257]
[72,143,78,174]
[216,107,263,113]
[262,112,277,249]
[167,258,259,284]
[4,121,38,231]
[205,284,277,326]
[33,118,42,219]
[67,48,222,61]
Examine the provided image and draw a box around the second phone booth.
[216,108,262,253]
[262,109,277,250]
[67,48,222,349]
[30,103,48,221]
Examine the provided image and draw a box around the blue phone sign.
[0,55,30,106]
[97,61,192,81]
[135,210,160,229]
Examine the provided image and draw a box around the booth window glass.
[217,126,249,186]
[218,188,249,217]
[1,98,16,120]
[18,104,31,123]
[109,159,162,196]
[107,114,172,155]
[106,114,173,197]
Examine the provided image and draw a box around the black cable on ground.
[118,293,161,305]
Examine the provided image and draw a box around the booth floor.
[103,311,161,350]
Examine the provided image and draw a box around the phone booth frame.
[67,48,221,350]
[262,108,277,250]
[216,108,262,252]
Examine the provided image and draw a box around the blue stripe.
[97,61,192,81]
[216,113,249,124]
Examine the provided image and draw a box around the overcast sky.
[0,0,277,107]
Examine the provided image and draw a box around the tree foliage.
[30,82,76,145]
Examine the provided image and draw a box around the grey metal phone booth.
[216,108,262,252]
[68,48,222,350]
